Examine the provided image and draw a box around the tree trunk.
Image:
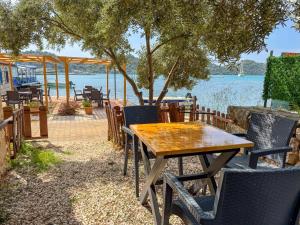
[156,57,180,105]
[145,30,154,105]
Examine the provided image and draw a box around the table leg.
[194,150,239,195]
[139,140,167,225]
[133,134,139,198]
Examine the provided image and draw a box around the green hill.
[21,50,266,75]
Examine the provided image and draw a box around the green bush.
[10,142,61,172]
[263,56,300,106]
[82,99,92,107]
[263,55,300,106]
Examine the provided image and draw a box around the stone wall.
[227,106,300,166]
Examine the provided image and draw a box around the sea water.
[37,74,265,112]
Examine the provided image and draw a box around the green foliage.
[263,56,300,106]
[0,0,289,104]
[10,142,61,172]
[82,99,92,107]
[28,101,40,108]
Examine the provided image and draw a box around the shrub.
[82,99,92,107]
[28,101,40,108]
[57,101,80,115]
[263,55,300,106]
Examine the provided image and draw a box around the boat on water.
[237,61,244,77]
[47,81,75,88]
[143,93,195,104]
[1,63,41,95]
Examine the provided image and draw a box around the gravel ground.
[0,133,206,224]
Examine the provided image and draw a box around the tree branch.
[150,34,190,55]
[107,48,144,105]
[145,29,154,105]
[155,56,181,105]
[41,17,83,40]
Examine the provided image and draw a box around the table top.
[18,91,32,95]
[130,122,254,157]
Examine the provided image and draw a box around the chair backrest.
[212,168,300,225]
[85,85,92,89]
[245,112,297,162]
[30,86,38,94]
[6,91,19,101]
[123,105,159,128]
[91,90,101,100]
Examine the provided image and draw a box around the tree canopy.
[0,0,289,105]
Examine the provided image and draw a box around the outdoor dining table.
[130,121,254,225]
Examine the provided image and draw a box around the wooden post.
[55,64,59,99]
[39,105,48,137]
[0,96,6,175]
[114,67,117,99]
[64,59,70,106]
[106,65,109,96]
[3,106,13,139]
[23,106,32,138]
[43,56,48,109]
[123,64,127,106]
[8,63,14,90]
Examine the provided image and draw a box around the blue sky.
[27,21,300,63]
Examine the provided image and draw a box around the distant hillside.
[21,50,266,75]
[209,60,266,75]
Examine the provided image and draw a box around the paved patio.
[31,106,108,142]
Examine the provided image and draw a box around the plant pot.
[30,107,40,115]
[84,106,93,115]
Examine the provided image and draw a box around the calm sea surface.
[37,74,265,112]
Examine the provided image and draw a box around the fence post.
[206,108,211,124]
[23,106,32,138]
[3,106,13,140]
[39,106,48,137]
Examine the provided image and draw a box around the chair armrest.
[164,173,213,222]
[232,133,246,138]
[250,146,292,157]
[122,126,134,137]
[248,146,292,169]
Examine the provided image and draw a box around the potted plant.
[28,101,40,115]
[82,100,93,115]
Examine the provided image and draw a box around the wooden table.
[18,91,32,103]
[130,122,253,225]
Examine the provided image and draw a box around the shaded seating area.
[104,102,300,225]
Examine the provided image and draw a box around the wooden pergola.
[0,53,127,108]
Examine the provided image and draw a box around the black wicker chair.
[102,89,110,103]
[73,87,84,101]
[6,91,22,108]
[122,106,160,197]
[226,112,298,169]
[90,90,102,107]
[162,168,300,225]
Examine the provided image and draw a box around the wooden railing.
[1,108,24,159]
[105,101,234,148]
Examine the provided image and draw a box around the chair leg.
[178,157,183,176]
[123,143,129,176]
[162,182,173,225]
